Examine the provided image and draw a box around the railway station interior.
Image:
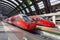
[0,0,60,40]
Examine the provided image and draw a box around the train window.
[37,1,45,9]
[23,16,31,22]
[50,0,60,6]
[25,8,30,13]
[15,15,21,21]
[30,5,36,11]
[11,18,15,21]
[36,17,43,20]
[39,17,43,19]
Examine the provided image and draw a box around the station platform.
[0,21,59,40]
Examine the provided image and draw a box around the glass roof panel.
[0,2,13,10]
[27,0,32,5]
[22,4,26,7]
[26,8,30,13]
[30,5,35,11]
[29,1,32,5]
[18,0,23,3]
[19,6,23,9]
[50,0,60,5]
[3,0,16,7]
[0,1,14,8]
[11,0,19,5]
[22,10,25,14]
[37,1,45,9]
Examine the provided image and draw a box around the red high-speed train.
[30,15,55,28]
[6,14,55,30]
[6,14,36,30]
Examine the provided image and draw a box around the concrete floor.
[0,21,58,40]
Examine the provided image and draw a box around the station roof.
[0,0,24,17]
[0,0,60,18]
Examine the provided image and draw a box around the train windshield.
[15,16,21,21]
[23,16,31,22]
[36,17,43,20]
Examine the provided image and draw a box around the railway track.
[2,21,60,40]
[37,25,60,35]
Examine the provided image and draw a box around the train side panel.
[30,16,55,28]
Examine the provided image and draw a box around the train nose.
[47,22,55,28]
[50,22,55,27]
[28,22,36,30]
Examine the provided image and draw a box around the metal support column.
[43,0,52,13]
[52,16,56,24]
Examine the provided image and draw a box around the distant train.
[6,14,36,30]
[30,15,55,28]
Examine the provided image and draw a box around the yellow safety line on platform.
[37,26,60,35]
